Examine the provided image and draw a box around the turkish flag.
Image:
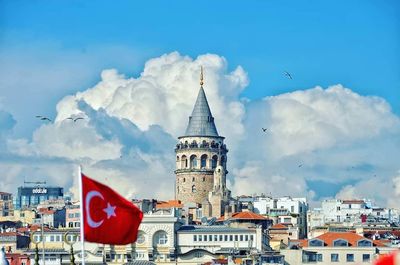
[82,173,143,245]
[374,251,399,265]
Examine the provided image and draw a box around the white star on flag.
[103,203,117,219]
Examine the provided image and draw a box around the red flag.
[374,251,398,265]
[81,173,143,245]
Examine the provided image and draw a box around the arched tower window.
[220,156,226,167]
[201,154,208,168]
[190,155,197,169]
[192,185,196,192]
[181,155,187,168]
[212,155,218,169]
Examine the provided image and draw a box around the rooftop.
[184,86,219,137]
[178,225,254,233]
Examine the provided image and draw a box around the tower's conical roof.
[184,86,219,137]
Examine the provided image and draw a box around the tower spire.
[200,66,204,87]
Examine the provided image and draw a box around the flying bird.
[66,116,84,122]
[284,71,293,79]
[35,115,52,122]
[262,128,268,132]
[298,164,303,168]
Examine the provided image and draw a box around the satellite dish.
[201,217,208,224]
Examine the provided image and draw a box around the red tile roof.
[156,200,183,209]
[270,223,288,230]
[38,208,55,215]
[316,232,366,246]
[230,211,267,220]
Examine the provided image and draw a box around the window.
[192,185,196,192]
[74,213,80,218]
[317,254,323,262]
[309,239,324,247]
[362,254,370,262]
[333,239,348,247]
[214,235,218,241]
[219,235,223,241]
[201,155,207,168]
[181,155,187,168]
[50,235,55,242]
[224,235,228,241]
[357,239,372,247]
[194,252,203,258]
[198,235,202,242]
[192,177,195,182]
[235,235,238,241]
[193,235,197,242]
[291,206,294,212]
[153,231,168,245]
[212,155,218,169]
[337,206,340,211]
[230,235,233,241]
[190,155,197,168]
[346,254,354,262]
[250,235,254,241]
[68,213,74,218]
[331,254,339,262]
[204,235,207,242]
[136,232,145,244]
[284,217,291,223]
[203,177,205,182]
[220,156,225,167]
[183,178,185,182]
[245,235,249,241]
[209,235,212,241]
[240,235,243,241]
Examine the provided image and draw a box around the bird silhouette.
[36,115,52,122]
[284,71,293,79]
[298,164,303,168]
[66,116,84,122]
[262,128,268,132]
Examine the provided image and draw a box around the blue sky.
[2,0,399,109]
[0,1,399,204]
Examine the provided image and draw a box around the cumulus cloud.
[229,85,400,206]
[1,51,400,209]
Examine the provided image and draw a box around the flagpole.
[78,165,86,265]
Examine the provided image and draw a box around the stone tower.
[175,68,228,205]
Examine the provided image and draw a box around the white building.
[281,231,396,265]
[307,199,400,237]
[176,225,268,264]
[253,196,308,239]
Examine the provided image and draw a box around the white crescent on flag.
[85,190,105,228]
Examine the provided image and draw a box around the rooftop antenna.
[24,181,46,187]
[200,66,204,87]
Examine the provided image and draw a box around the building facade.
[0,192,13,218]
[253,196,308,239]
[14,186,64,210]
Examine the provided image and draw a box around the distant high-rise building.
[175,68,229,209]
[14,184,64,209]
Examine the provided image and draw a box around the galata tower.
[175,67,228,205]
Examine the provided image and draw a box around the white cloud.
[1,52,400,209]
